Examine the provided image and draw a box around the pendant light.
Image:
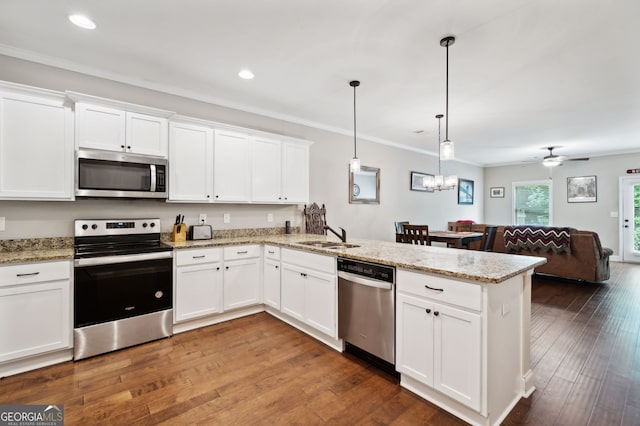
[440,36,455,161]
[424,114,457,191]
[349,80,361,172]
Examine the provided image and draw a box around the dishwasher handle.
[338,271,393,290]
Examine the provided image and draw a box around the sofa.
[449,222,613,282]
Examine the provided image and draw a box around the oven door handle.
[338,271,393,290]
[75,251,173,267]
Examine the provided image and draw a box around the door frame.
[618,176,640,263]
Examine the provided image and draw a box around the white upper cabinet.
[0,84,73,200]
[282,142,309,203]
[169,121,213,201]
[251,136,283,202]
[68,92,173,158]
[213,129,251,202]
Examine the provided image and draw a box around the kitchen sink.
[296,240,360,249]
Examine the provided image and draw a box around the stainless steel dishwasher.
[338,257,396,372]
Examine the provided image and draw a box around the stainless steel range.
[73,218,173,360]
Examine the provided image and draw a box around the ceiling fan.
[542,147,589,167]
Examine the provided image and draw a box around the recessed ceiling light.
[238,69,254,80]
[69,14,96,30]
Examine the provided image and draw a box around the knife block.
[172,224,187,242]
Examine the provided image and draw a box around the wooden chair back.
[478,226,498,251]
[401,225,430,246]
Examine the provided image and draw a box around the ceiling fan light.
[440,140,454,161]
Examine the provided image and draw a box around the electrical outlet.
[199,213,207,224]
[0,217,4,231]
[267,213,273,223]
[223,213,230,224]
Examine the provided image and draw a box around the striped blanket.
[504,226,573,254]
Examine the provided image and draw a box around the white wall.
[0,54,483,241]
[484,152,640,255]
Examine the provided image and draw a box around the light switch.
[267,213,274,223]
[610,211,619,218]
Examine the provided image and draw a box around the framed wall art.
[410,171,434,192]
[458,178,474,205]
[490,187,505,198]
[567,175,597,203]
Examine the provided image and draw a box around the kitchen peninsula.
[1,232,545,426]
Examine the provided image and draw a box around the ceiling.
[1,0,638,166]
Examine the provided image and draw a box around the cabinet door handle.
[216,267,220,270]
[300,272,307,277]
[215,195,219,198]
[120,145,125,149]
[17,272,40,277]
[225,266,229,270]
[424,284,444,292]
[275,265,279,269]
[425,308,431,314]
[237,251,248,254]
[434,311,440,316]
[127,145,131,150]
[192,255,206,259]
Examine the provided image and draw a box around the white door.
[169,122,213,201]
[282,143,309,203]
[433,303,482,411]
[621,176,640,263]
[304,270,336,337]
[280,264,305,321]
[223,258,260,311]
[126,112,168,157]
[76,103,126,152]
[251,137,282,202]
[0,92,73,200]
[395,293,434,386]
[213,129,250,202]
[174,263,223,322]
[263,258,281,310]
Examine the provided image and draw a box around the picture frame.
[458,178,474,205]
[410,171,434,192]
[567,175,597,203]
[490,187,505,198]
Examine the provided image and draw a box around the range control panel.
[74,218,160,237]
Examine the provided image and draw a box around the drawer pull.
[236,250,248,254]
[424,284,444,292]
[17,272,40,277]
[434,311,440,316]
[192,255,206,259]
[425,308,431,314]
[268,250,275,254]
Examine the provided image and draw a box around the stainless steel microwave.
[76,150,168,199]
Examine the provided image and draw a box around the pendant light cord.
[353,83,357,158]
[445,43,449,142]
[437,115,442,175]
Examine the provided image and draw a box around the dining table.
[427,230,484,249]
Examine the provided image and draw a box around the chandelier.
[424,114,457,191]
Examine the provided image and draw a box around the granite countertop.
[0,233,545,284]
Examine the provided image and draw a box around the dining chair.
[401,225,431,246]
[395,221,410,242]
[477,226,498,251]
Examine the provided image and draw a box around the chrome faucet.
[324,225,347,243]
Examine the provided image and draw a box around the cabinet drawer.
[0,261,70,288]
[281,248,335,274]
[264,245,281,260]
[223,245,261,261]
[175,247,222,266]
[397,269,482,311]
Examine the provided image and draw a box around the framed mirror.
[349,165,380,204]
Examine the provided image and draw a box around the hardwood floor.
[2,262,640,425]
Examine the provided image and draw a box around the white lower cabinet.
[263,245,281,309]
[0,261,72,367]
[281,249,336,338]
[397,292,481,410]
[223,245,261,310]
[174,247,223,322]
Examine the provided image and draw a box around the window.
[512,180,552,226]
